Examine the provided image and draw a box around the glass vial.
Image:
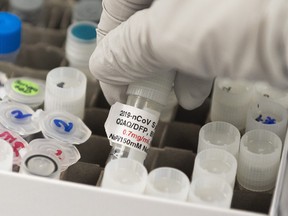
[105,71,175,164]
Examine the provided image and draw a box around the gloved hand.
[89,0,288,110]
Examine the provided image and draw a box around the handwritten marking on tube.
[53,119,73,132]
[11,110,32,119]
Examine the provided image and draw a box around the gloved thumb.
[174,73,214,110]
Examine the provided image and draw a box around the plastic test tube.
[0,139,13,171]
[4,77,46,109]
[19,150,61,179]
[65,21,98,81]
[44,67,87,119]
[0,12,21,63]
[237,129,282,192]
[144,167,190,201]
[192,148,238,188]
[197,121,240,158]
[210,77,253,131]
[245,99,288,142]
[101,158,148,194]
[188,176,233,209]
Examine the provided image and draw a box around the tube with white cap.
[44,67,87,119]
[105,71,175,164]
[0,12,21,63]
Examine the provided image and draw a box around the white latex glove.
[90,0,288,110]
[96,0,153,43]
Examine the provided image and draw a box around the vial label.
[105,102,159,154]
[12,79,39,96]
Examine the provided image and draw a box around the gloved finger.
[99,82,128,105]
[97,0,153,43]
[89,6,172,86]
[174,73,214,110]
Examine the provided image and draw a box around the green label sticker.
[12,79,39,96]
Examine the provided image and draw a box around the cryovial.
[4,77,45,109]
[101,158,148,194]
[197,121,240,158]
[253,81,288,109]
[44,67,87,119]
[192,148,237,188]
[105,71,175,163]
[72,0,102,24]
[65,21,97,81]
[237,129,282,192]
[188,176,233,208]
[245,99,288,142]
[19,150,61,179]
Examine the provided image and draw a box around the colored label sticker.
[12,79,39,96]
[105,102,160,154]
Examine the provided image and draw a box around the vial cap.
[0,125,30,165]
[188,176,233,208]
[9,0,44,12]
[0,101,40,136]
[29,138,80,172]
[127,70,176,106]
[0,139,13,171]
[245,100,288,142]
[35,110,91,144]
[192,148,238,188]
[253,81,288,109]
[44,67,87,119]
[210,77,253,130]
[68,21,97,43]
[4,77,45,108]
[0,12,21,54]
[72,1,102,23]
